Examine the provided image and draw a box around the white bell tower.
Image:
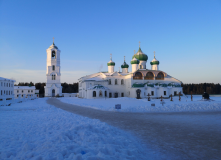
[44,38,62,97]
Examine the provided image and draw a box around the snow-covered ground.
[59,95,221,112]
[0,98,154,160]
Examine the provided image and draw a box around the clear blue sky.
[0,0,220,84]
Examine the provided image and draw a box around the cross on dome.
[110,53,112,60]
[154,51,156,58]
[139,41,141,47]
[124,56,125,62]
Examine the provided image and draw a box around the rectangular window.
[174,91,177,96]
[164,91,166,95]
[31,90,33,92]
[151,91,154,96]
[28,90,30,93]
[121,93,124,97]
[17,90,19,93]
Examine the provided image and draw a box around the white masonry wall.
[0,77,15,100]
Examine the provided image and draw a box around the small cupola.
[107,54,115,73]
[121,56,129,73]
[150,51,160,70]
[131,51,140,72]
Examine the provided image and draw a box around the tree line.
[15,82,79,96]
[182,83,221,94]
[15,82,221,95]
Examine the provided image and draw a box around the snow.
[0,98,153,160]
[59,95,221,112]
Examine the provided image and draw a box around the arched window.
[105,91,107,97]
[54,75,56,80]
[121,79,124,85]
[52,65,55,71]
[121,93,124,97]
[145,72,154,80]
[99,91,102,97]
[52,51,56,58]
[1,90,2,95]
[108,79,111,85]
[133,72,143,80]
[156,72,164,80]
[109,93,112,98]
[115,79,118,85]
[93,91,96,97]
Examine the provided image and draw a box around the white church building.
[78,44,183,99]
[44,40,62,97]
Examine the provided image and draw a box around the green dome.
[150,57,160,65]
[132,47,148,61]
[150,61,159,65]
[130,57,140,64]
[107,60,115,66]
[121,61,129,68]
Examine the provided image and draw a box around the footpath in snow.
[59,95,221,112]
[0,98,156,160]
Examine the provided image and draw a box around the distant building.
[14,86,39,98]
[44,39,62,97]
[0,77,15,100]
[79,44,183,99]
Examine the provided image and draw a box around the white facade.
[14,86,39,98]
[79,46,183,99]
[0,77,15,100]
[44,42,62,97]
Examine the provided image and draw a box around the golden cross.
[53,37,55,43]
[134,50,135,55]
[154,51,156,58]
[139,41,141,47]
[124,56,125,62]
[110,53,112,60]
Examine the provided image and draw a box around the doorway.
[52,89,55,97]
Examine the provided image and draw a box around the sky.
[0,0,220,84]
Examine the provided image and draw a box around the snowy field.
[0,98,155,160]
[59,95,221,112]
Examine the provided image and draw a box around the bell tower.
[44,38,62,97]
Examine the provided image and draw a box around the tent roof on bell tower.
[48,37,58,49]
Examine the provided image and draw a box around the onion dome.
[121,56,129,68]
[150,52,160,65]
[121,61,129,68]
[107,54,115,66]
[107,60,115,66]
[130,57,140,64]
[132,47,148,61]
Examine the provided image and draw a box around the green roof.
[159,84,168,87]
[132,83,145,88]
[132,47,148,61]
[107,62,115,66]
[121,62,129,68]
[150,61,160,65]
[130,58,140,64]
